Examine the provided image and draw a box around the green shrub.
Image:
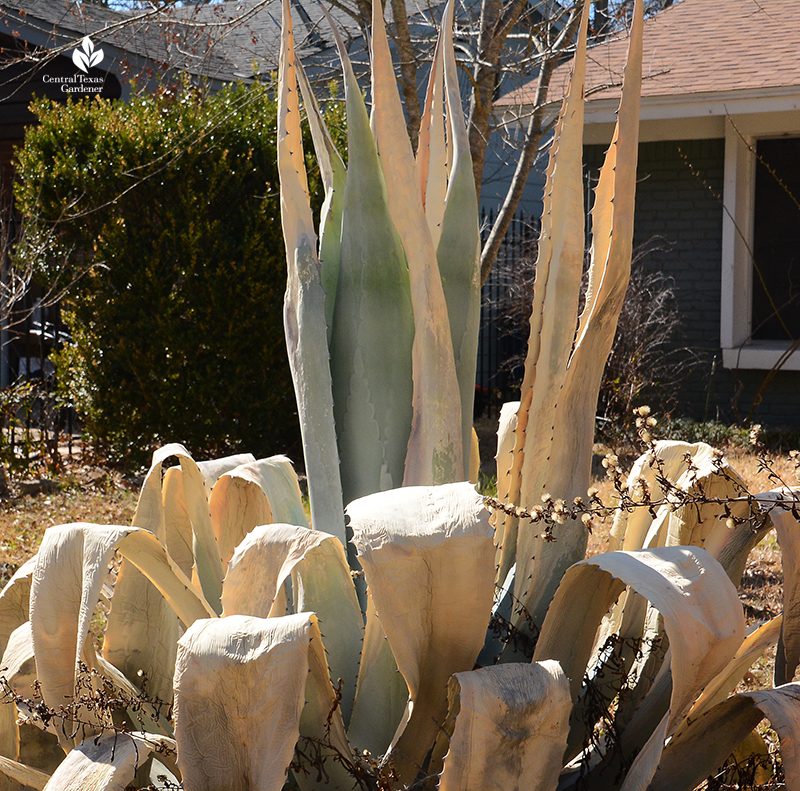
[13,82,341,467]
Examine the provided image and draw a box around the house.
[498,0,800,426]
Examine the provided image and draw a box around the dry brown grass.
[0,460,138,583]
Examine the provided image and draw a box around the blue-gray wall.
[587,137,800,427]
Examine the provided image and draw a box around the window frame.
[721,111,800,370]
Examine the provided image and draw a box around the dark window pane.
[752,137,800,341]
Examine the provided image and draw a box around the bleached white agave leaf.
[0,558,35,659]
[494,401,519,583]
[30,523,216,747]
[611,442,756,581]
[647,683,800,791]
[756,490,800,685]
[534,547,743,791]
[416,30,447,249]
[0,623,64,788]
[104,466,184,705]
[371,0,464,488]
[347,483,495,784]
[436,0,481,481]
[291,536,363,726]
[325,9,415,504]
[40,732,175,791]
[105,444,229,706]
[210,456,309,566]
[173,614,311,791]
[31,523,132,746]
[0,756,48,791]
[208,472,272,567]
[295,58,345,339]
[195,453,255,497]
[221,523,325,618]
[499,5,589,644]
[436,661,570,791]
[278,0,346,545]
[678,615,782,737]
[346,593,408,758]
[515,0,644,639]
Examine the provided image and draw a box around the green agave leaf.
[295,58,345,341]
[347,483,495,785]
[324,8,415,504]
[436,0,482,481]
[278,0,346,544]
[346,593,408,758]
[370,0,463,488]
[291,536,363,726]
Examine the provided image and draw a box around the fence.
[475,207,539,418]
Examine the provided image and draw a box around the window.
[721,112,800,370]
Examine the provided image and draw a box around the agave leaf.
[499,3,589,646]
[295,614,354,791]
[30,523,133,745]
[40,732,175,791]
[435,661,570,791]
[291,537,363,726]
[416,32,447,248]
[494,401,519,583]
[0,757,48,791]
[678,615,782,736]
[756,491,800,685]
[514,0,644,640]
[436,0,483,481]
[0,558,35,660]
[161,467,195,578]
[346,593,408,758]
[325,9,415,504]
[195,453,256,497]
[278,0,346,545]
[648,684,800,791]
[173,613,313,791]
[535,547,743,791]
[31,523,214,746]
[347,483,495,784]
[223,456,308,527]
[469,428,480,484]
[295,58,345,339]
[370,0,464,488]
[211,456,310,567]
[221,523,325,618]
[610,442,757,585]
[156,445,224,613]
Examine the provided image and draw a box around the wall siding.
[586,137,800,427]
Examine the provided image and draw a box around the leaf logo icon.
[72,36,104,73]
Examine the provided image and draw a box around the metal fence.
[475,208,539,418]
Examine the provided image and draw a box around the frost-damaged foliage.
[5,0,800,788]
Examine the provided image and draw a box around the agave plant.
[3,0,800,789]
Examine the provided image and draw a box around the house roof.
[498,0,800,110]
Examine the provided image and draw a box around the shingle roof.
[498,0,800,108]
